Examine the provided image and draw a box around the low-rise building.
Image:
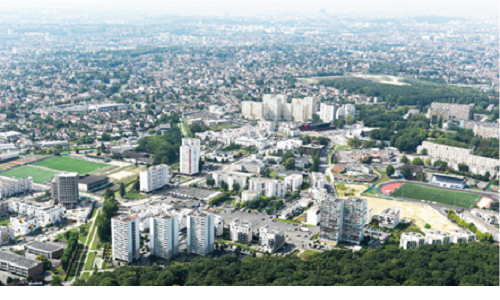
[425,231,450,245]
[430,174,466,189]
[306,205,320,226]
[379,208,400,229]
[230,219,253,245]
[285,174,303,191]
[259,225,285,253]
[24,241,64,259]
[450,229,476,244]
[0,226,14,245]
[0,177,33,199]
[241,190,260,202]
[400,232,425,250]
[310,172,326,189]
[78,175,110,192]
[0,252,44,277]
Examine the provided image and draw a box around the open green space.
[0,218,10,226]
[33,156,110,174]
[77,222,93,244]
[1,165,58,183]
[123,191,145,200]
[390,184,481,209]
[80,272,90,280]
[335,145,351,150]
[299,250,321,260]
[85,252,95,270]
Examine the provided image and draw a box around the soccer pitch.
[33,157,111,175]
[1,166,58,183]
[390,183,481,209]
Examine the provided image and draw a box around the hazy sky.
[0,0,498,16]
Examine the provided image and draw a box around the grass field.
[1,165,58,183]
[299,250,321,260]
[390,184,481,209]
[33,156,110,174]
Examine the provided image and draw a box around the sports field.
[390,183,481,209]
[33,157,110,175]
[1,166,58,183]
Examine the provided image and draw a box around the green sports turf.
[33,156,110,175]
[390,183,481,209]
[1,165,58,183]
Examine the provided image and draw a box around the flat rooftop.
[25,241,64,253]
[0,251,43,269]
[78,175,109,184]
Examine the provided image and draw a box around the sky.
[0,0,498,16]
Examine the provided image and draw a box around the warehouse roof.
[0,251,42,269]
[78,175,109,184]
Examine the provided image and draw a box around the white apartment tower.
[379,208,401,229]
[111,215,140,263]
[230,219,253,245]
[259,225,285,252]
[187,210,214,256]
[140,164,170,193]
[180,138,201,175]
[320,102,337,123]
[150,214,179,260]
[51,172,79,209]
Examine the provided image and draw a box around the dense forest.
[318,78,497,108]
[135,126,183,165]
[72,243,498,286]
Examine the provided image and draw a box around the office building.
[319,197,367,245]
[259,225,285,253]
[180,138,201,175]
[112,215,140,263]
[51,172,79,209]
[150,213,179,260]
[320,102,336,123]
[187,210,214,256]
[140,164,170,193]
[379,208,401,229]
[230,219,253,245]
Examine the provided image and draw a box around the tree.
[299,149,304,157]
[220,180,228,191]
[386,165,395,177]
[347,138,361,149]
[133,179,140,191]
[400,155,408,164]
[484,171,490,181]
[362,156,372,164]
[232,182,240,192]
[119,182,126,197]
[420,148,428,155]
[79,225,86,234]
[6,277,12,285]
[285,158,295,170]
[411,157,424,165]
[101,142,106,153]
[438,116,443,128]
[50,276,63,286]
[337,118,345,129]
[425,158,432,166]
[199,157,204,172]
[458,164,469,173]
[402,167,412,178]
[206,178,215,188]
[264,167,271,178]
[26,275,33,282]
[346,114,355,125]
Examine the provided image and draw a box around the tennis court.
[33,156,111,175]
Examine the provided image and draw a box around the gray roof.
[78,175,109,184]
[25,241,64,253]
[0,251,43,269]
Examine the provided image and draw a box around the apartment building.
[400,232,425,250]
[111,215,140,263]
[379,208,400,229]
[285,174,303,191]
[450,229,477,244]
[0,177,33,199]
[425,231,451,245]
[306,205,320,226]
[140,164,170,193]
[187,210,214,256]
[308,187,328,200]
[180,138,200,175]
[259,225,285,253]
[0,226,14,245]
[320,102,336,123]
[336,104,356,119]
[150,213,179,260]
[230,219,253,245]
[214,215,224,236]
[310,172,327,189]
[242,95,316,123]
[460,120,499,139]
[319,197,367,245]
[248,177,285,198]
[51,172,79,209]
[429,102,471,121]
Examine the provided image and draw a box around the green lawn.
[85,252,95,270]
[299,250,321,260]
[80,272,90,280]
[33,156,111,175]
[77,223,93,244]
[86,222,98,246]
[0,218,10,226]
[123,191,145,200]
[390,184,481,209]
[1,165,58,183]
[336,145,351,150]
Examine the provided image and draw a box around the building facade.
[51,172,79,209]
[320,197,367,245]
[230,219,253,245]
[259,225,285,252]
[180,138,201,175]
[187,210,214,256]
[0,177,33,199]
[150,214,179,260]
[320,102,336,123]
[112,215,140,263]
[140,164,170,193]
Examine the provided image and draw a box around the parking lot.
[215,206,320,254]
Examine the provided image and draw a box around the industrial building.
[149,214,179,260]
[230,219,253,245]
[51,172,79,209]
[140,164,170,193]
[112,215,140,263]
